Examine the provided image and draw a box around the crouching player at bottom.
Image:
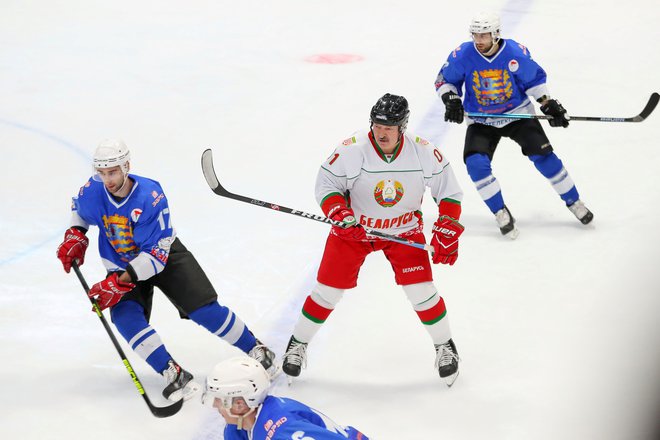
[203,356,369,439]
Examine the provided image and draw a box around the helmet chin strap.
[482,39,500,56]
[233,407,256,430]
[110,172,130,196]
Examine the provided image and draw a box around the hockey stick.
[71,261,183,418]
[201,149,434,253]
[466,92,659,122]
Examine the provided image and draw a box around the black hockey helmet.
[370,93,410,133]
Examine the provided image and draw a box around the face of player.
[371,123,401,153]
[215,397,254,425]
[95,165,128,196]
[214,396,250,415]
[472,32,495,54]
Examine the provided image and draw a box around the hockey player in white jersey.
[435,12,593,238]
[56,139,276,402]
[282,94,465,386]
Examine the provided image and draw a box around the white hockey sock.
[292,284,344,343]
[403,282,452,344]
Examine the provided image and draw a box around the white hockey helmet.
[93,139,131,174]
[202,356,271,411]
[469,12,501,43]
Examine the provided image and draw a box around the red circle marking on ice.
[304,54,364,64]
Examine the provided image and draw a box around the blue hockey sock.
[466,153,505,213]
[529,153,580,205]
[111,300,172,373]
[188,302,256,353]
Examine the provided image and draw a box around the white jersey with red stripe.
[315,129,463,236]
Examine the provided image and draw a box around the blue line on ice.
[0,118,88,266]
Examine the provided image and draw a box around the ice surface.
[1,1,659,439]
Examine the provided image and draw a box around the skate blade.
[267,363,283,380]
[443,371,459,387]
[580,213,594,225]
[167,380,202,402]
[504,227,519,240]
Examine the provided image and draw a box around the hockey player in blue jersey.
[435,12,593,238]
[56,139,277,401]
[203,356,369,440]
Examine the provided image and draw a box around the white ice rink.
[2,1,659,439]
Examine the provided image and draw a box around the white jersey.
[315,129,463,236]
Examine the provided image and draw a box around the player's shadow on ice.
[271,374,446,399]
[460,212,594,239]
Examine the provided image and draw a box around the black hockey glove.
[539,98,570,128]
[441,92,464,124]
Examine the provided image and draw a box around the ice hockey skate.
[495,205,519,239]
[249,339,279,377]
[567,200,594,225]
[162,359,201,401]
[435,339,459,387]
[282,336,308,382]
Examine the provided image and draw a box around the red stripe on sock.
[302,295,333,322]
[416,297,446,324]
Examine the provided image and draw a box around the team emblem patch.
[374,179,404,207]
[508,59,519,72]
[472,69,513,106]
[130,208,143,222]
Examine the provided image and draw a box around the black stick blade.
[147,396,184,418]
[635,92,659,122]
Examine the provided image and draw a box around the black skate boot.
[495,205,519,239]
[567,200,594,225]
[248,339,278,376]
[435,339,460,387]
[162,359,200,401]
[282,336,308,378]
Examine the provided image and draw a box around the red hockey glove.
[328,205,367,241]
[88,273,135,311]
[56,227,89,273]
[431,216,464,265]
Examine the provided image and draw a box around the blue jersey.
[224,396,369,440]
[435,39,549,125]
[70,175,175,281]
